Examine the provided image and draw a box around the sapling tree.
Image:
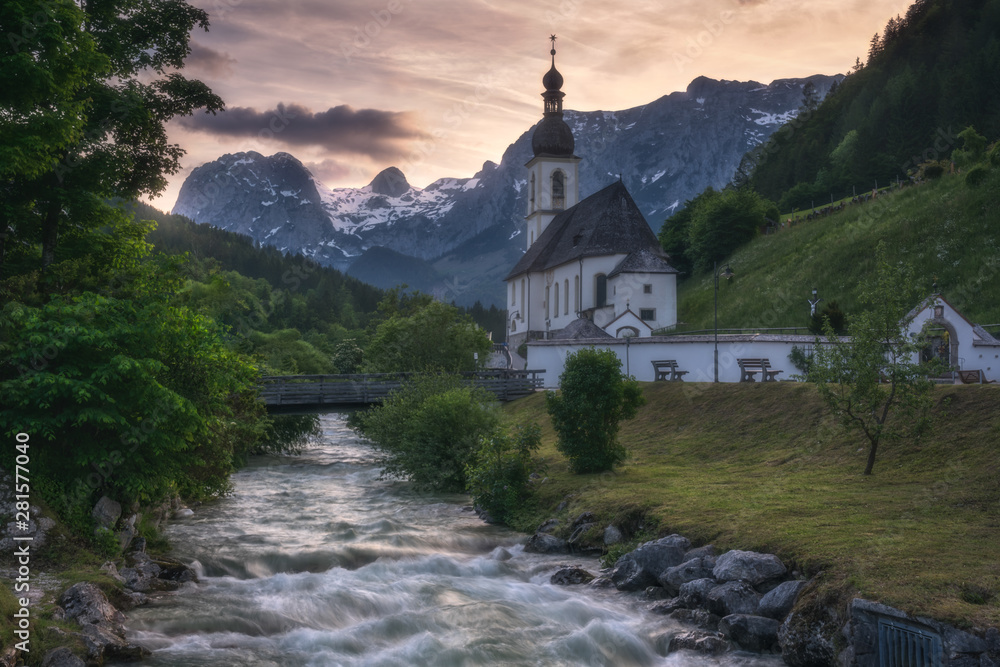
[808,243,937,475]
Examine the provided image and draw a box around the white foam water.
[110,414,783,667]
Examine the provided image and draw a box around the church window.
[643,284,652,294]
[520,280,525,316]
[511,282,515,306]
[574,275,580,311]
[640,308,655,321]
[530,230,534,245]
[553,287,559,318]
[551,170,565,209]
[596,274,607,308]
[529,174,536,213]
[545,286,550,319]
[564,280,569,315]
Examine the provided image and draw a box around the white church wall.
[527,336,818,387]
[906,298,1000,381]
[609,272,677,330]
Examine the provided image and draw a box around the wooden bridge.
[259,370,545,410]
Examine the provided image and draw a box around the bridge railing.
[259,370,544,407]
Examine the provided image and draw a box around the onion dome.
[531,35,575,158]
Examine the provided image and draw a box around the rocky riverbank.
[523,514,1000,666]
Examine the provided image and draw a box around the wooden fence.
[259,370,544,408]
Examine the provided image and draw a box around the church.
[505,39,678,350]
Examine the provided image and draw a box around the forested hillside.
[743,0,1000,209]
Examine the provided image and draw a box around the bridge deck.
[259,370,544,408]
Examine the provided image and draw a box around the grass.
[505,382,1000,628]
[673,168,1000,333]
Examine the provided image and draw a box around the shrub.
[546,348,645,474]
[965,165,990,188]
[465,423,541,524]
[355,374,502,492]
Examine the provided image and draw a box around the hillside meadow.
[673,168,1000,333]
[505,382,1000,627]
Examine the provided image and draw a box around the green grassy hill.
[672,168,1000,333]
[505,382,1000,627]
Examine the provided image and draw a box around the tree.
[952,125,988,168]
[546,348,645,474]
[807,243,936,475]
[465,422,541,524]
[355,374,502,492]
[686,187,779,274]
[364,294,492,373]
[1,0,223,284]
[801,81,820,112]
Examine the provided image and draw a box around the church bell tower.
[524,35,581,251]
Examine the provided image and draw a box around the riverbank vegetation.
[505,382,1000,627]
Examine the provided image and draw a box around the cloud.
[185,42,237,77]
[177,103,428,160]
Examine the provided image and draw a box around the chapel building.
[505,39,678,349]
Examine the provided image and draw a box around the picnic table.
[737,358,783,383]
[651,359,689,382]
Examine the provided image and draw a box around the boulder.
[758,580,806,620]
[603,525,624,546]
[643,586,671,601]
[713,549,787,590]
[172,508,194,519]
[536,518,559,534]
[678,578,717,609]
[92,496,121,530]
[41,648,85,667]
[567,522,598,552]
[59,582,150,663]
[720,614,781,652]
[779,607,839,667]
[571,511,596,527]
[524,532,569,554]
[649,598,686,615]
[682,544,716,562]
[706,581,761,617]
[550,567,594,586]
[668,630,730,655]
[669,608,722,631]
[658,556,717,595]
[611,535,690,592]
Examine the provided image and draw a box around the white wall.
[906,299,1000,381]
[527,335,819,387]
[609,272,677,330]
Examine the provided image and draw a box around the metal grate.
[878,618,942,667]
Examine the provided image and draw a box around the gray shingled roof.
[608,247,677,277]
[505,181,663,280]
[549,317,613,340]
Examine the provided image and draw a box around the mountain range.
[172,74,841,307]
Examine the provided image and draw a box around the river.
[112,414,782,666]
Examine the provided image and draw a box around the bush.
[965,165,990,188]
[546,348,645,474]
[465,423,541,524]
[355,374,501,492]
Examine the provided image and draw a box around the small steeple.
[531,35,575,158]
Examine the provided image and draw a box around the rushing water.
[113,414,782,667]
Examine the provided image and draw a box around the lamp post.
[714,261,734,383]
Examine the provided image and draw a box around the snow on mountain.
[172,74,841,306]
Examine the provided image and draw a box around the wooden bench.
[958,369,997,384]
[737,358,783,383]
[652,359,689,382]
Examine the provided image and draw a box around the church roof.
[505,180,664,280]
[608,247,678,277]
[549,317,613,340]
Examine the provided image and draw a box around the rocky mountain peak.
[369,167,410,197]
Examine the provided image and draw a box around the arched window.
[551,170,565,209]
[529,173,536,213]
[596,273,608,308]
[520,279,525,317]
[553,287,559,318]
[574,275,580,311]
[564,280,569,315]
[545,285,551,319]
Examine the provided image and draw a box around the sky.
[155,0,913,210]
